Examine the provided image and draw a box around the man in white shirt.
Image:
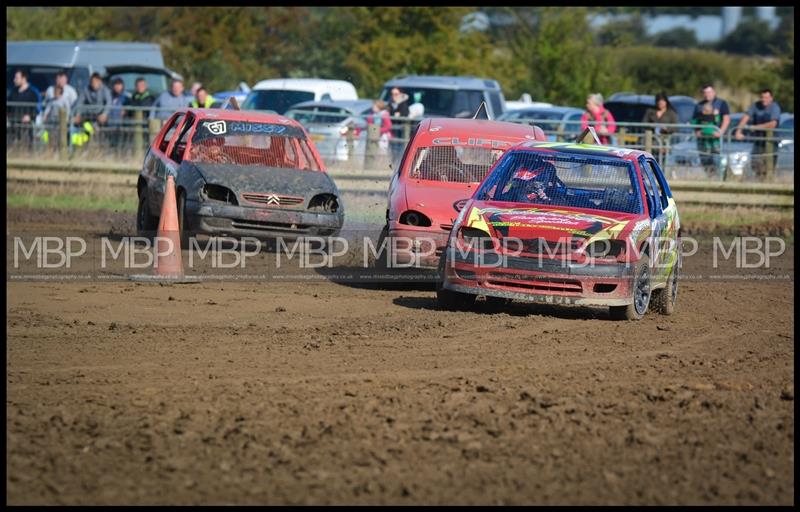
[44,71,78,109]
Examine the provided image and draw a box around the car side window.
[158,113,185,154]
[170,114,195,163]
[639,159,662,218]
[488,91,503,119]
[645,159,670,209]
[397,123,421,176]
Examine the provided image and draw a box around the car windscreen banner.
[193,120,305,143]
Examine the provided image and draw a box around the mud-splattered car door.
[149,112,187,213]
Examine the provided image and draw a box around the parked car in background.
[136,108,344,243]
[212,82,250,108]
[497,106,584,141]
[379,75,507,119]
[775,113,794,174]
[284,99,373,163]
[605,93,696,126]
[377,117,546,270]
[504,93,553,112]
[6,40,181,97]
[437,140,681,321]
[242,78,358,115]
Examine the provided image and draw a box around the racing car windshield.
[408,145,506,184]
[189,134,321,171]
[476,150,643,215]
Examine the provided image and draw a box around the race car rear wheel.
[136,191,158,236]
[610,254,651,321]
[436,252,476,311]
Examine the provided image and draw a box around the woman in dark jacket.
[642,92,680,165]
[642,92,680,134]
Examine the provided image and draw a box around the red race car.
[377,118,545,270]
[437,140,681,320]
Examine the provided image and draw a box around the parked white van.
[241,78,358,114]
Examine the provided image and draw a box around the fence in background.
[6,102,794,183]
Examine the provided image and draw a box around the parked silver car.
[285,99,373,163]
[497,106,584,141]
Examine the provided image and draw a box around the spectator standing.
[73,72,112,127]
[388,88,410,118]
[580,93,616,144]
[734,88,781,177]
[72,72,112,148]
[43,85,72,122]
[129,77,156,109]
[642,93,679,133]
[387,88,410,165]
[691,102,721,176]
[45,71,78,109]
[190,82,203,97]
[150,79,191,121]
[8,69,42,147]
[108,77,131,148]
[642,92,680,165]
[190,87,218,108]
[691,83,730,176]
[366,100,392,156]
[41,85,72,147]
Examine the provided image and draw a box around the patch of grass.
[7,193,137,212]
[679,205,794,228]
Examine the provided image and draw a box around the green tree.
[501,7,628,107]
[650,28,699,49]
[717,19,777,56]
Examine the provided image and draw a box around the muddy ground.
[6,207,795,505]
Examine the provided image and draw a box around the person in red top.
[580,93,617,145]
[363,99,393,154]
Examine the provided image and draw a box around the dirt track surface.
[6,208,795,505]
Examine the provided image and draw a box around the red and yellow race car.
[437,141,681,320]
[377,118,545,270]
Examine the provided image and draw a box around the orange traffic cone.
[153,175,183,278]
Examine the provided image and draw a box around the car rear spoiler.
[220,96,241,110]
[473,101,490,120]
[576,126,602,145]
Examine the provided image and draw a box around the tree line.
[7,7,794,112]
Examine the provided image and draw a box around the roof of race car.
[175,108,303,127]
[412,117,545,146]
[511,140,650,160]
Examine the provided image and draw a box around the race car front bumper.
[185,200,343,241]
[442,249,637,306]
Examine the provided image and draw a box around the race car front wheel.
[436,252,476,311]
[610,254,651,321]
[137,191,158,236]
[651,252,679,315]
